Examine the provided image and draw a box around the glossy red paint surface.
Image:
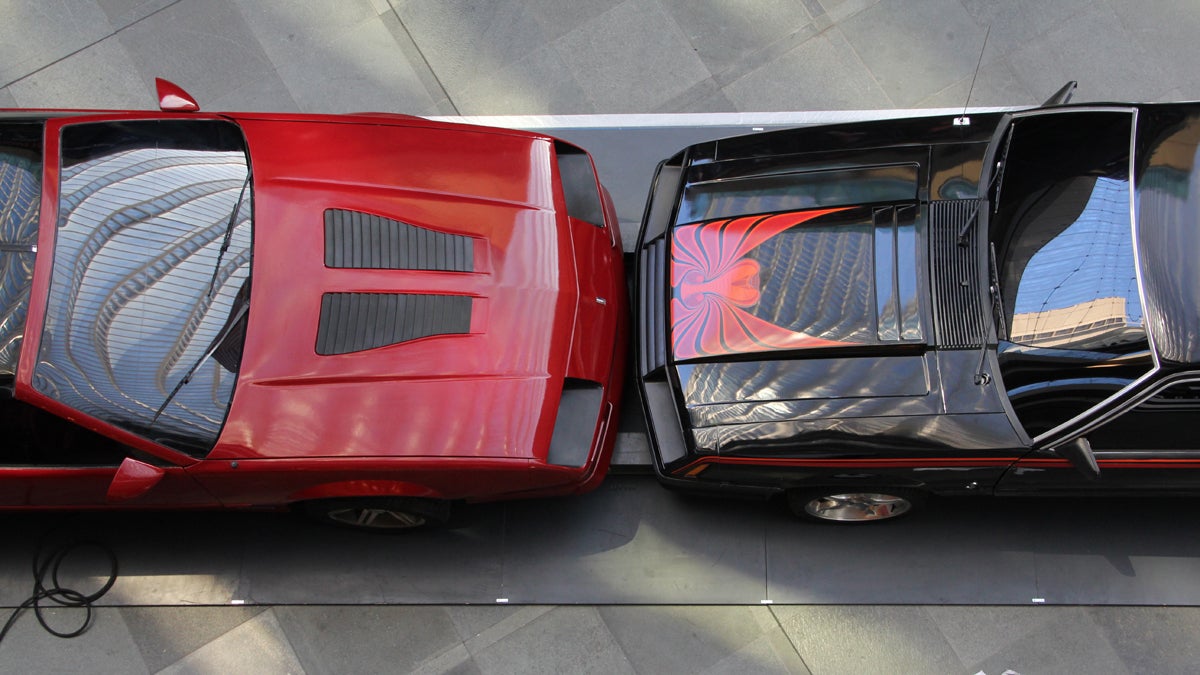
[5,103,625,510]
[106,458,167,503]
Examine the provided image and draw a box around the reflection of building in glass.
[35,132,250,453]
[1010,296,1143,349]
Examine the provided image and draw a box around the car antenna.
[952,25,991,247]
[953,24,990,128]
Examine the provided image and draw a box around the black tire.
[299,497,450,531]
[787,487,924,523]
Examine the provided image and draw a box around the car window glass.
[0,122,43,382]
[678,164,918,225]
[991,111,1152,437]
[34,119,251,458]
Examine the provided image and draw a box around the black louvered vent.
[930,200,985,348]
[324,209,474,271]
[638,237,669,375]
[316,293,472,355]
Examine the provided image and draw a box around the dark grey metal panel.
[930,199,985,348]
[638,236,667,376]
[324,209,474,272]
[315,292,471,355]
[546,380,604,467]
[7,476,1200,606]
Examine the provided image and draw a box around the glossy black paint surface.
[635,104,1200,502]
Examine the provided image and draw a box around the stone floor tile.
[158,609,304,675]
[658,0,814,78]
[772,605,966,674]
[450,606,553,652]
[115,0,277,105]
[232,0,379,66]
[0,607,149,675]
[959,0,1094,59]
[470,607,635,675]
[379,10,458,113]
[523,0,626,43]
[390,0,552,104]
[7,37,148,109]
[119,606,266,673]
[703,631,811,675]
[0,0,114,87]
[722,28,892,111]
[970,607,1128,675]
[0,88,17,107]
[452,42,594,115]
[926,606,1055,667]
[203,69,302,113]
[552,0,713,113]
[839,0,988,108]
[274,606,460,675]
[653,77,738,113]
[96,0,177,27]
[912,54,1038,108]
[1006,4,1173,103]
[1088,607,1200,675]
[1110,0,1200,98]
[598,606,771,673]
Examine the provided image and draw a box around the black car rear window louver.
[316,292,471,355]
[930,200,985,348]
[324,209,473,272]
[639,237,669,375]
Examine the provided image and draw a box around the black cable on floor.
[0,540,118,647]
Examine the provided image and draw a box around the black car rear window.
[677,163,919,225]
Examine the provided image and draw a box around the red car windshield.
[33,119,252,457]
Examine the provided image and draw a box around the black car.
[634,100,1200,521]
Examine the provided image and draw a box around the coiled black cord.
[0,540,118,646]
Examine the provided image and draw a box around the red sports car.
[0,80,626,528]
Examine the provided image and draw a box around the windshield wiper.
[208,170,251,298]
[956,124,1016,245]
[971,242,1008,385]
[150,298,251,426]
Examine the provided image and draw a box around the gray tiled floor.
[4,604,1200,673]
[5,0,1200,672]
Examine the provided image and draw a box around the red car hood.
[212,116,580,462]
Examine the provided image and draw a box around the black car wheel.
[300,497,449,531]
[788,488,923,523]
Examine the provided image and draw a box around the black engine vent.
[316,292,472,355]
[638,236,669,375]
[929,200,985,348]
[324,209,474,272]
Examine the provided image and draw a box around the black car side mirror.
[1054,436,1100,480]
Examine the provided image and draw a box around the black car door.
[997,377,1200,494]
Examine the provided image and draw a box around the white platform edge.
[427,108,1020,130]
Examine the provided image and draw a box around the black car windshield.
[990,110,1152,436]
[33,119,252,458]
[991,111,1145,356]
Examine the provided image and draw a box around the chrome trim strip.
[1127,107,1161,371]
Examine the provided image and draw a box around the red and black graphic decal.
[671,208,850,360]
